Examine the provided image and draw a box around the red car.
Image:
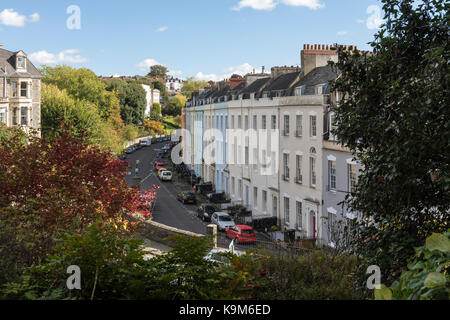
[226,225,256,244]
[155,164,166,171]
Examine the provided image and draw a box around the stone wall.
[138,219,204,246]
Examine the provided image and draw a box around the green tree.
[330,0,449,291]
[40,66,122,122]
[163,95,186,117]
[181,77,209,99]
[152,80,169,106]
[40,84,123,153]
[150,103,162,121]
[147,65,168,80]
[104,79,147,126]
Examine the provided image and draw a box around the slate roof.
[0,48,42,79]
[239,77,271,95]
[290,65,339,95]
[264,71,301,92]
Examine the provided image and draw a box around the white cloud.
[136,58,161,72]
[337,31,348,36]
[156,26,168,32]
[280,0,324,10]
[232,0,324,11]
[29,13,40,23]
[195,63,253,82]
[0,9,40,27]
[366,5,384,30]
[29,49,88,64]
[168,70,183,77]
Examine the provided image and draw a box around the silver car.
[211,212,236,232]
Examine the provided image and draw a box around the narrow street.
[124,141,257,250]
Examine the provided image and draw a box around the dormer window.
[295,85,306,96]
[262,91,270,98]
[17,56,25,69]
[315,83,328,95]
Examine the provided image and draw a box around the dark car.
[177,191,197,205]
[197,205,217,222]
[125,146,136,154]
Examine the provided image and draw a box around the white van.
[159,170,173,182]
[140,139,151,147]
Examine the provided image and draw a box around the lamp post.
[133,160,142,191]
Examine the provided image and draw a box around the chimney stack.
[262,66,265,74]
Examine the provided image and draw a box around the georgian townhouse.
[184,44,361,246]
[0,46,42,136]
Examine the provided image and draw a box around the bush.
[376,231,450,300]
[247,250,361,300]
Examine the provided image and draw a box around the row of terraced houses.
[182,44,363,246]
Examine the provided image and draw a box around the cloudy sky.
[0,0,385,80]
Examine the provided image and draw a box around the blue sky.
[0,0,385,80]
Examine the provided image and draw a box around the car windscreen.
[241,230,254,234]
[219,216,232,222]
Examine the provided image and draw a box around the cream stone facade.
[0,46,42,136]
[183,44,360,245]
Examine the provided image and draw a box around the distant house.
[141,84,160,117]
[166,77,183,96]
[0,45,42,136]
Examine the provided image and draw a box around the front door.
[309,211,316,239]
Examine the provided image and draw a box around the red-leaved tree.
[0,125,141,282]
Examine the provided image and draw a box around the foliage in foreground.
[331,0,449,291]
[1,219,363,300]
[0,126,140,285]
[1,229,262,300]
[376,231,450,300]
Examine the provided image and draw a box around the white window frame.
[310,115,317,138]
[296,201,303,230]
[296,115,303,137]
[284,115,290,136]
[328,160,337,191]
[310,157,317,188]
[284,197,290,225]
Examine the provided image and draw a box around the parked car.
[204,248,243,264]
[125,146,136,154]
[155,164,166,172]
[197,204,217,222]
[140,139,151,147]
[211,212,236,232]
[177,191,197,204]
[154,162,164,169]
[157,168,167,177]
[159,170,173,182]
[225,225,256,244]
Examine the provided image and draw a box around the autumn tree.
[0,125,140,283]
[144,120,164,136]
[330,0,449,290]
